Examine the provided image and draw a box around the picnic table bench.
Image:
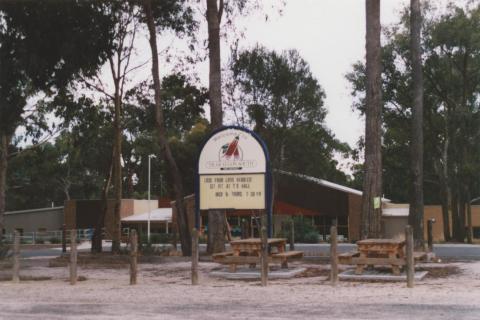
[212,238,303,272]
[338,239,427,275]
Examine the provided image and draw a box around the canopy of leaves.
[346,3,480,204]
[227,46,349,183]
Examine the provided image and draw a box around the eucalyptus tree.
[362,0,383,239]
[227,46,349,182]
[141,0,198,255]
[347,3,480,242]
[0,1,115,235]
[409,0,424,248]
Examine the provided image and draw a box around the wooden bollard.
[405,225,414,288]
[62,224,67,253]
[330,226,338,286]
[130,230,138,285]
[191,228,199,285]
[427,219,435,252]
[289,219,295,251]
[70,229,77,285]
[260,222,268,287]
[12,230,20,283]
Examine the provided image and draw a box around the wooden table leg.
[355,252,366,275]
[389,252,401,275]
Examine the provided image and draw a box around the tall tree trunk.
[361,0,383,239]
[408,0,425,249]
[111,70,123,254]
[92,146,114,253]
[0,133,8,237]
[206,0,227,253]
[143,0,191,256]
[466,188,473,243]
[451,188,462,242]
[206,0,223,129]
[458,187,466,242]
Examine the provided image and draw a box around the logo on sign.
[206,134,257,171]
[220,136,242,160]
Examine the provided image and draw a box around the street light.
[148,154,156,242]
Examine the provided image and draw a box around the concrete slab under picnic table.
[339,269,428,282]
[210,267,307,280]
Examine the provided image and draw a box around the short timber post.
[406,225,414,288]
[70,229,77,285]
[261,214,268,287]
[427,219,435,252]
[330,226,338,286]
[191,228,199,285]
[12,230,20,283]
[289,219,295,251]
[129,230,138,284]
[62,224,67,253]
[130,230,138,285]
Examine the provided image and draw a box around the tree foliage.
[347,3,480,241]
[227,46,349,183]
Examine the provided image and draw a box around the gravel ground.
[0,259,479,320]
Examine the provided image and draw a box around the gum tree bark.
[143,0,191,255]
[0,133,8,236]
[206,0,226,253]
[408,0,425,249]
[361,0,383,239]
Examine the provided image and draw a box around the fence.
[3,229,93,245]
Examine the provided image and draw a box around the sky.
[233,0,411,148]
[24,0,457,158]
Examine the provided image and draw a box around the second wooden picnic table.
[355,238,405,275]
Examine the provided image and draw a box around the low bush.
[277,216,321,243]
[0,238,11,260]
[49,237,61,244]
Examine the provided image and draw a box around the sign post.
[195,126,272,236]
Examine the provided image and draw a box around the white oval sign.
[198,128,266,174]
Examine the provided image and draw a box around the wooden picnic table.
[355,239,405,275]
[212,238,303,272]
[229,238,287,256]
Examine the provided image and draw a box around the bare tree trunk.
[408,0,425,249]
[206,0,223,129]
[111,62,123,254]
[92,146,114,253]
[143,0,191,256]
[206,0,227,253]
[466,188,473,243]
[0,133,8,236]
[361,0,383,239]
[207,210,226,254]
[439,182,451,241]
[458,187,466,242]
[451,188,463,242]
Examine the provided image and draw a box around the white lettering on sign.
[199,174,265,210]
[198,128,266,174]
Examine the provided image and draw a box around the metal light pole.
[148,154,156,242]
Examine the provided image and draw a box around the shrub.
[303,231,320,243]
[49,237,61,244]
[35,238,45,244]
[277,216,321,243]
[0,238,11,260]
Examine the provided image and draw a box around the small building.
[172,171,390,242]
[383,203,480,241]
[3,206,64,235]
[64,199,163,238]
